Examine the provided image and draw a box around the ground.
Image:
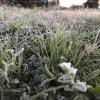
[1,5,100,18]
[0,5,100,100]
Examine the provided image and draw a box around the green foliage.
[86,69,100,81]
[9,20,21,32]
[89,86,100,93]
[74,94,89,100]
[0,7,100,100]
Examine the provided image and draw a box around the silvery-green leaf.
[20,92,29,100]
[57,74,74,84]
[12,79,19,84]
[14,48,24,57]
[74,94,89,100]
[0,69,6,79]
[7,49,14,57]
[86,69,100,81]
[72,80,91,92]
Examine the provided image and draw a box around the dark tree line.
[1,0,100,8]
[85,0,99,8]
[4,0,48,7]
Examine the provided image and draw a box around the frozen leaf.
[20,92,29,100]
[59,62,71,72]
[12,79,19,84]
[57,74,74,84]
[0,69,6,79]
[72,80,92,92]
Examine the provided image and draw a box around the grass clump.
[28,26,100,100]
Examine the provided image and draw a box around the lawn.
[0,5,100,100]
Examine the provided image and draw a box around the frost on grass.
[58,60,92,92]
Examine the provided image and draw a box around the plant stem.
[30,85,68,100]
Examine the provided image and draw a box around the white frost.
[59,62,77,76]
[59,62,71,72]
[72,80,92,92]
